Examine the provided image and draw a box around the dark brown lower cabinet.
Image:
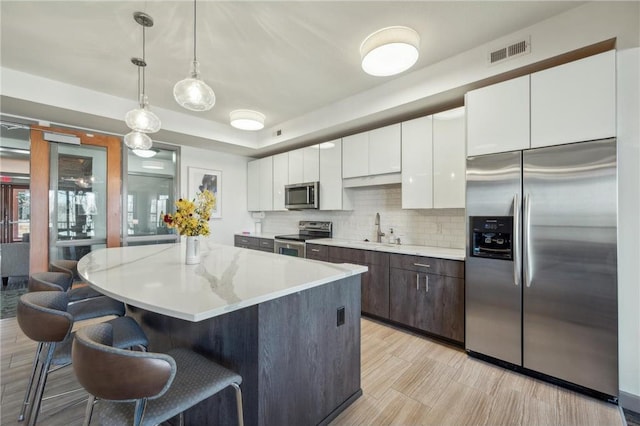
[389,268,464,343]
[328,247,390,319]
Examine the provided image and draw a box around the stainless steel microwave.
[285,182,319,210]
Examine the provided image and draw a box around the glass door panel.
[124,146,178,246]
[50,143,107,261]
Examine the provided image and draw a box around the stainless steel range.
[274,221,332,257]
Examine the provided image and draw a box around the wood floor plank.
[0,316,624,426]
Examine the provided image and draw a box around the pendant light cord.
[193,0,197,62]
[142,25,146,102]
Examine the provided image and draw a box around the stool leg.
[26,342,55,426]
[18,342,43,422]
[133,398,147,426]
[83,395,95,426]
[231,382,244,426]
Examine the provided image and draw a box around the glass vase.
[185,235,200,265]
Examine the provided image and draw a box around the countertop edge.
[306,238,466,261]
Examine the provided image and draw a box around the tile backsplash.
[261,184,466,249]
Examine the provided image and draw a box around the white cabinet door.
[433,108,466,208]
[319,139,346,210]
[272,153,288,211]
[342,132,369,178]
[466,75,530,156]
[531,50,616,148]
[401,116,433,209]
[288,148,304,184]
[247,159,260,211]
[302,146,320,182]
[258,157,273,211]
[369,123,401,175]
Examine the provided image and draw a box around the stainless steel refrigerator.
[465,138,618,399]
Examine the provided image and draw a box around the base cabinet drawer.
[389,253,464,278]
[234,235,274,252]
[306,244,329,261]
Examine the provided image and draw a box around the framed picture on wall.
[188,167,222,219]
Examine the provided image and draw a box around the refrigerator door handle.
[513,194,521,287]
[416,273,420,290]
[523,193,533,287]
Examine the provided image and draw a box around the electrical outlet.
[337,306,345,326]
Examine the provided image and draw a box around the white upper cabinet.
[342,132,369,178]
[302,146,320,182]
[369,123,401,175]
[288,147,319,183]
[433,108,466,208]
[401,116,433,209]
[247,159,260,211]
[531,50,616,148]
[319,139,350,210]
[258,157,273,211]
[288,149,304,184]
[466,75,530,156]
[343,124,401,179]
[272,153,288,211]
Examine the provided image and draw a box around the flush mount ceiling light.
[230,109,265,131]
[173,0,216,111]
[360,26,420,77]
[132,148,158,158]
[125,11,161,145]
[124,131,153,150]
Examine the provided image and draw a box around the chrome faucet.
[374,212,385,243]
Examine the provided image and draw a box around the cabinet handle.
[416,273,420,290]
[413,263,431,268]
[311,248,320,252]
[425,275,429,293]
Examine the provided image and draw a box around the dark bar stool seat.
[49,259,103,300]
[28,272,125,320]
[17,292,148,425]
[73,322,244,426]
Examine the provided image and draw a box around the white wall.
[262,185,465,249]
[617,47,640,411]
[179,146,254,246]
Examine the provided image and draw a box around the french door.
[0,184,30,243]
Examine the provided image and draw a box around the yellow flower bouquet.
[163,190,216,236]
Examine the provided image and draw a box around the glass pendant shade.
[124,131,153,150]
[173,61,216,111]
[132,148,158,158]
[125,96,161,133]
[360,26,420,77]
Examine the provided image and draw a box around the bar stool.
[16,291,149,425]
[28,272,125,320]
[49,260,102,300]
[73,322,244,426]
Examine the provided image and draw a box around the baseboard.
[620,391,640,413]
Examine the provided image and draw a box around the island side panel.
[257,275,362,426]
[127,305,259,426]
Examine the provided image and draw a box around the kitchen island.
[78,242,367,426]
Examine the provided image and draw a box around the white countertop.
[307,238,466,261]
[77,242,367,322]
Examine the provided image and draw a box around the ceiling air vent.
[488,37,531,65]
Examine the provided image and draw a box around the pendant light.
[125,11,160,148]
[173,0,216,111]
[124,131,153,150]
[360,26,420,77]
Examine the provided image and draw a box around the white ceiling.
[0,1,584,155]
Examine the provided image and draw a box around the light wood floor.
[1,316,623,426]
